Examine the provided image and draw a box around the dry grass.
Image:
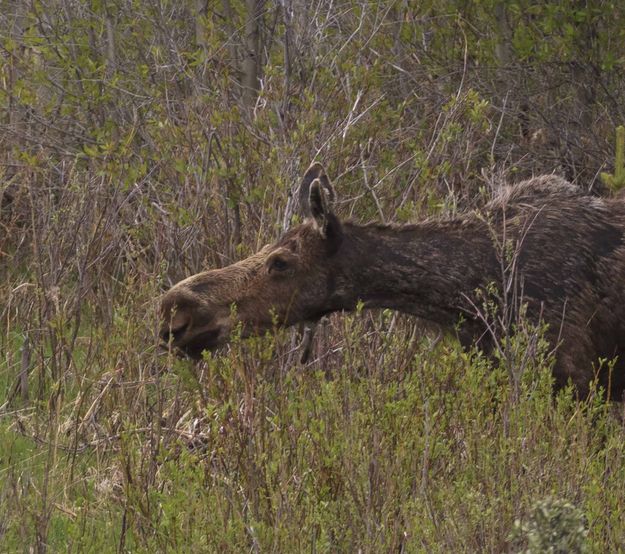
[3,1,625,551]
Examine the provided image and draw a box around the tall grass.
[2,285,625,551]
[3,1,625,551]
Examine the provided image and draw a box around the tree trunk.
[242,0,261,109]
[195,0,208,50]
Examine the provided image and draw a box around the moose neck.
[332,219,495,327]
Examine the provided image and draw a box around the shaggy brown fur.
[160,164,625,398]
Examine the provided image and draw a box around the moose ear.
[308,179,336,238]
[298,162,340,248]
[299,163,335,209]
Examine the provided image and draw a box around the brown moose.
[160,163,625,398]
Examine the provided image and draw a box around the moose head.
[159,163,346,358]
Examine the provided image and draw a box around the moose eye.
[269,257,289,273]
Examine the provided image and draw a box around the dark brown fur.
[160,164,625,398]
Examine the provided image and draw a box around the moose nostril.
[160,321,189,344]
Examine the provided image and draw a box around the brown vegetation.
[4,2,625,550]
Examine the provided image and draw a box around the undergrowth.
[2,305,625,552]
[3,1,625,551]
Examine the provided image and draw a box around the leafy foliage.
[2,0,625,551]
[510,497,589,554]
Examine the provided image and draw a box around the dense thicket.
[2,2,625,551]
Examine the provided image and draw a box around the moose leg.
[551,351,592,398]
[550,324,601,399]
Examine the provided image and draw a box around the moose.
[160,163,625,398]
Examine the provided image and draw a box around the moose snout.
[159,292,194,346]
[159,318,190,344]
[159,279,234,356]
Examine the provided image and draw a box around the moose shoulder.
[160,163,625,398]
